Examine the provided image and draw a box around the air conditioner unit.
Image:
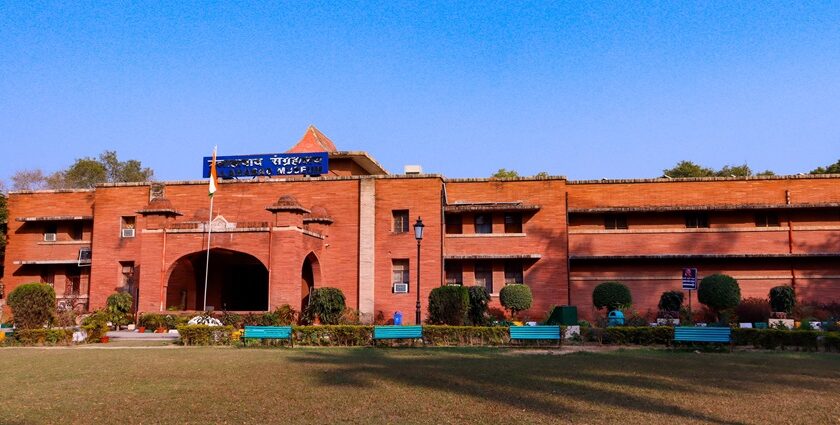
[44,233,57,242]
[392,283,409,294]
[121,228,135,238]
[78,247,92,265]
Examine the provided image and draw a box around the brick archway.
[166,248,269,311]
[300,252,322,311]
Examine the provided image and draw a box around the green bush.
[698,274,740,320]
[500,284,532,315]
[303,288,346,325]
[138,313,188,330]
[7,283,56,329]
[601,326,674,345]
[81,310,110,342]
[658,291,684,313]
[735,297,771,323]
[428,285,469,325]
[769,286,796,314]
[467,286,490,325]
[106,292,133,328]
[177,325,234,346]
[14,329,73,346]
[293,325,373,346]
[731,328,820,351]
[422,325,510,346]
[592,281,632,311]
[826,332,840,352]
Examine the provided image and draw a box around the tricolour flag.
[208,146,218,197]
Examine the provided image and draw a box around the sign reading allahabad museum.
[203,152,329,179]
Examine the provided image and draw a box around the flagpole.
[202,194,213,311]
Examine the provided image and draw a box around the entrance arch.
[301,253,321,311]
[166,248,268,311]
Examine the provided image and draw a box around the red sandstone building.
[3,127,840,321]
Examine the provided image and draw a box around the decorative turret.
[303,205,333,235]
[266,195,310,227]
[137,197,182,229]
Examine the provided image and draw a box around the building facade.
[3,127,840,321]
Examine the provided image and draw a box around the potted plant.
[657,291,683,325]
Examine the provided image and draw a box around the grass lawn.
[0,347,838,424]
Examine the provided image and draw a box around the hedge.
[293,325,373,346]
[731,328,822,351]
[177,325,235,346]
[583,326,674,345]
[422,326,510,346]
[13,329,73,346]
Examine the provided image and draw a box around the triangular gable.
[286,125,338,153]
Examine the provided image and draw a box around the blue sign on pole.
[682,268,698,290]
[202,152,329,179]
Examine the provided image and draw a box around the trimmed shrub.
[106,292,133,328]
[467,286,490,325]
[293,325,373,346]
[500,284,532,315]
[658,291,684,313]
[139,313,188,330]
[81,310,110,342]
[422,326,510,346]
[601,326,674,345]
[303,288,346,325]
[7,283,56,329]
[14,328,73,346]
[592,281,632,311]
[428,285,470,325]
[697,274,740,320]
[769,286,796,314]
[177,325,234,346]
[735,297,771,323]
[731,328,820,351]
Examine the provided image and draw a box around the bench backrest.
[243,326,293,339]
[673,326,731,342]
[373,325,423,339]
[509,325,561,340]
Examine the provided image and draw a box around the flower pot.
[100,336,110,343]
[154,327,167,333]
[137,327,146,333]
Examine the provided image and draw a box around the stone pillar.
[358,178,376,323]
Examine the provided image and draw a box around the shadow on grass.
[285,348,839,424]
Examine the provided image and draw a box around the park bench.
[509,325,562,347]
[673,326,731,350]
[242,325,293,347]
[373,325,423,346]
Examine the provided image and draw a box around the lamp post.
[413,217,425,325]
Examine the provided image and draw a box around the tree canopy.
[810,159,840,174]
[10,151,154,190]
[662,161,774,178]
[491,169,552,178]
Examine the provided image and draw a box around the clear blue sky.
[1,1,839,182]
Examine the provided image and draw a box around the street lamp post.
[413,217,425,325]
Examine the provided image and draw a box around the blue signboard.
[202,152,329,179]
[682,268,697,290]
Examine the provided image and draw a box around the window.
[445,214,462,234]
[474,262,494,293]
[392,210,409,233]
[71,222,84,241]
[392,260,409,293]
[445,263,463,285]
[504,213,522,233]
[685,213,709,228]
[121,216,136,238]
[504,261,523,285]
[66,266,81,296]
[604,214,628,230]
[120,261,135,293]
[44,223,58,242]
[40,266,55,286]
[474,214,492,234]
[755,213,780,227]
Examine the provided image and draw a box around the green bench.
[509,325,562,346]
[373,325,423,345]
[673,326,731,349]
[242,325,293,346]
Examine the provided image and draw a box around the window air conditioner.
[44,233,57,242]
[121,228,135,238]
[392,283,409,294]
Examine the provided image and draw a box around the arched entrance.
[166,248,268,311]
[301,253,321,311]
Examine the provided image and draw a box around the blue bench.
[509,325,562,346]
[242,325,293,347]
[673,326,731,349]
[373,325,423,345]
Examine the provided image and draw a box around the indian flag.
[208,146,218,197]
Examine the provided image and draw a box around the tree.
[492,168,520,178]
[11,169,49,191]
[592,281,632,311]
[663,161,715,178]
[7,283,56,329]
[716,164,752,177]
[10,151,154,190]
[532,171,551,178]
[810,159,840,174]
[427,285,469,325]
[769,286,796,315]
[499,284,532,316]
[697,274,741,321]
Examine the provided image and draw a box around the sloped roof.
[286,125,338,153]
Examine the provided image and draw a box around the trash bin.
[393,311,403,326]
[546,305,578,326]
[607,310,625,327]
